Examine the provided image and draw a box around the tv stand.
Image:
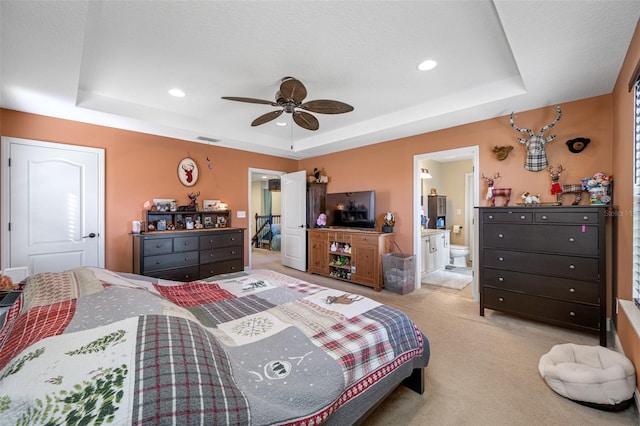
[307,228,394,291]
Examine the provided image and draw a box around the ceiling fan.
[221,77,354,131]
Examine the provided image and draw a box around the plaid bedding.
[0,267,429,425]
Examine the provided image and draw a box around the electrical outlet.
[237,211,246,218]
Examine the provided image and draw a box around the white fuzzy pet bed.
[538,343,636,411]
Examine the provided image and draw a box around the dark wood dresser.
[133,228,244,281]
[478,206,607,345]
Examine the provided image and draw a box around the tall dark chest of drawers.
[133,228,244,281]
[478,206,607,345]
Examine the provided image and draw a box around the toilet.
[449,244,469,267]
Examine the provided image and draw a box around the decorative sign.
[178,157,199,186]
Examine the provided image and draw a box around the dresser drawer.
[352,234,379,246]
[150,266,199,282]
[482,211,532,223]
[200,231,243,249]
[483,224,599,256]
[328,232,352,244]
[200,259,243,277]
[144,251,199,272]
[535,210,600,224]
[173,236,198,252]
[482,268,598,304]
[483,287,599,330]
[483,249,599,281]
[143,238,173,255]
[201,246,243,263]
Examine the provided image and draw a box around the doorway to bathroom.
[414,146,480,300]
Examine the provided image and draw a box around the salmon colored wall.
[612,19,640,390]
[300,95,613,257]
[0,109,298,272]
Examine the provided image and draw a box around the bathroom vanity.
[421,229,450,277]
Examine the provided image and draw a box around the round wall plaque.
[178,157,199,186]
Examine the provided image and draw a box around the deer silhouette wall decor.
[510,105,562,172]
[482,173,512,206]
[548,165,585,205]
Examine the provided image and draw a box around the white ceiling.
[2,1,639,160]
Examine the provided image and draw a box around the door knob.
[83,233,97,238]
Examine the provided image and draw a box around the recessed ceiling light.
[276,121,287,126]
[418,59,437,71]
[169,88,186,97]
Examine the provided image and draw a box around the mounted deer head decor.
[510,105,562,172]
[492,145,514,161]
[482,173,512,206]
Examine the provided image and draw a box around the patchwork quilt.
[0,267,429,425]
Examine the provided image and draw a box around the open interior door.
[280,170,307,271]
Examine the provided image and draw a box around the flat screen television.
[326,190,376,229]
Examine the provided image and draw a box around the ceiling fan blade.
[293,111,319,131]
[279,77,307,102]
[300,99,354,114]
[251,110,284,126]
[221,96,276,106]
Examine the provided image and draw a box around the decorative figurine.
[521,192,541,205]
[482,173,512,206]
[492,145,514,161]
[548,165,586,205]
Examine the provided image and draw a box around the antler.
[541,105,562,133]
[481,173,501,183]
[548,165,564,175]
[510,112,533,136]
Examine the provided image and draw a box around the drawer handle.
[568,237,575,243]
[231,237,236,241]
[209,253,214,258]
[156,244,162,248]
[520,215,526,220]
[583,216,589,220]
[569,288,576,293]
[498,277,504,282]
[498,297,504,302]
[569,311,576,317]
[569,264,575,270]
[156,260,161,264]
[185,257,190,261]
[498,233,504,238]
[184,242,190,246]
[231,250,236,254]
[541,215,548,220]
[185,275,190,279]
[488,215,494,219]
[498,257,504,261]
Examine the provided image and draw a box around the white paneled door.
[280,170,307,271]
[2,137,105,274]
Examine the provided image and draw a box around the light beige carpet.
[251,250,639,425]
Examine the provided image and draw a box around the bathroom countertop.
[421,229,450,237]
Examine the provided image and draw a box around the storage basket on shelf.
[382,252,416,294]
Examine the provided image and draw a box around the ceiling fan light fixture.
[169,88,186,97]
[421,168,432,179]
[276,121,287,126]
[418,59,437,71]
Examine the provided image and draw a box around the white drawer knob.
[498,233,504,238]
[569,312,576,317]
[488,215,494,219]
[498,257,504,261]
[569,264,575,270]
[498,297,504,302]
[520,215,526,220]
[498,277,504,282]
[541,215,548,220]
[583,216,589,220]
[569,288,576,293]
[568,237,575,242]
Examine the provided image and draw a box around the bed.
[0,267,429,425]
